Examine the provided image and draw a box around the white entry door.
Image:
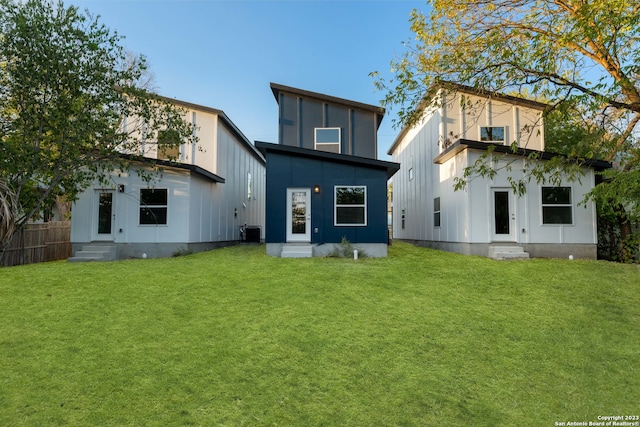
[92,190,115,241]
[286,188,311,242]
[491,188,516,242]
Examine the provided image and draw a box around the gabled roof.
[158,95,265,165]
[270,82,385,129]
[387,82,548,156]
[255,141,400,179]
[433,139,611,171]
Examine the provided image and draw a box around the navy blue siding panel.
[265,152,388,244]
[277,92,378,159]
[352,109,377,158]
[280,94,300,147]
[325,104,350,154]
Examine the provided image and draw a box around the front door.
[286,188,311,242]
[491,188,515,242]
[93,190,115,241]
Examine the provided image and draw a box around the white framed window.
[480,126,505,143]
[315,127,341,153]
[247,172,252,200]
[541,187,573,225]
[139,188,168,225]
[334,185,367,226]
[434,197,441,227]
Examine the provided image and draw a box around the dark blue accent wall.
[265,152,389,244]
[277,92,378,158]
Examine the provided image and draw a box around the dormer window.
[315,128,341,153]
[480,126,505,143]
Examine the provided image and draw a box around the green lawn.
[0,242,638,426]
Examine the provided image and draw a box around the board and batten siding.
[389,85,597,249]
[274,86,380,159]
[71,98,266,259]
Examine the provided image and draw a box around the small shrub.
[327,236,367,258]
[172,247,193,257]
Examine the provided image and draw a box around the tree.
[373,0,640,210]
[0,0,192,247]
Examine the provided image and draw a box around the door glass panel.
[98,192,113,234]
[291,191,306,234]
[494,191,510,235]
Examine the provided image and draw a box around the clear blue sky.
[70,0,426,159]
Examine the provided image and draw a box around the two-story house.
[388,83,610,259]
[256,83,400,258]
[69,97,265,261]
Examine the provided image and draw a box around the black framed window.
[541,187,572,225]
[140,188,168,225]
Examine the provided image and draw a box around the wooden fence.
[1,222,71,267]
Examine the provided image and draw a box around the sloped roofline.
[120,154,226,183]
[255,141,400,179]
[157,95,265,165]
[387,82,548,155]
[270,82,385,129]
[433,139,611,171]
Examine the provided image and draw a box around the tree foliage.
[375,0,640,150]
[0,0,192,244]
[374,0,640,251]
[373,0,640,260]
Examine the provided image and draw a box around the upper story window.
[315,128,341,154]
[157,129,182,161]
[480,126,505,143]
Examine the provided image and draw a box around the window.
[335,186,366,226]
[480,126,505,143]
[541,187,572,225]
[247,172,252,200]
[315,128,341,153]
[140,188,168,225]
[434,197,441,227]
[157,129,182,160]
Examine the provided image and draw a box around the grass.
[0,242,638,426]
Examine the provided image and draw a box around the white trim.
[334,185,367,227]
[540,186,574,226]
[491,188,516,242]
[480,126,506,144]
[286,188,311,242]
[314,127,341,153]
[92,189,115,241]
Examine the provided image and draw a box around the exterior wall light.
[314,185,320,194]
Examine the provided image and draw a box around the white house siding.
[211,121,265,242]
[389,86,598,259]
[438,89,545,152]
[391,109,441,242]
[427,150,598,258]
[71,99,266,260]
[71,166,195,258]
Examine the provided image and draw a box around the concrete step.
[488,245,530,260]
[68,244,116,262]
[281,244,313,258]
